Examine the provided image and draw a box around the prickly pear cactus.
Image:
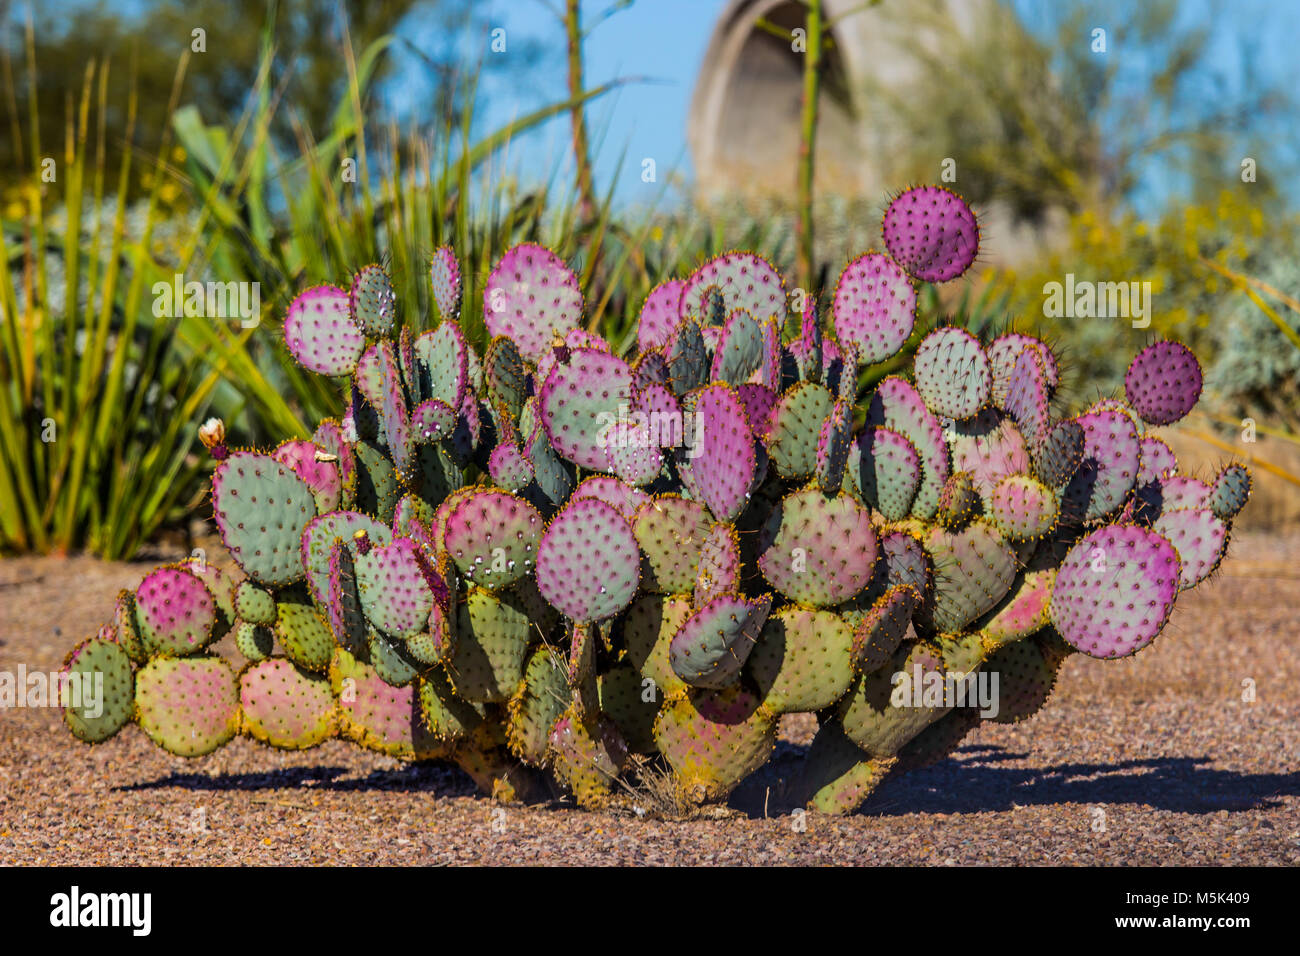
[65,185,1252,815]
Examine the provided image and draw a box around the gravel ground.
[1,532,1297,866]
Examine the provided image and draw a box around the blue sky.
[392,0,727,209]
[381,0,1300,213]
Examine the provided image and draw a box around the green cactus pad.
[506,644,569,765]
[851,583,921,673]
[985,637,1058,723]
[1209,463,1251,520]
[652,685,776,804]
[978,568,1055,650]
[866,377,949,519]
[765,382,835,479]
[801,718,896,815]
[234,580,276,626]
[418,669,484,742]
[447,588,532,702]
[213,451,318,587]
[238,658,337,749]
[356,341,415,476]
[62,638,134,743]
[273,599,334,673]
[598,664,659,754]
[711,308,765,384]
[234,621,274,661]
[623,594,693,700]
[413,322,469,410]
[330,648,445,759]
[852,426,921,520]
[353,439,401,523]
[936,471,980,529]
[816,399,854,496]
[919,520,1016,633]
[442,490,543,590]
[536,497,641,621]
[667,320,709,395]
[300,510,391,606]
[748,606,855,713]
[133,566,218,657]
[913,327,992,420]
[895,708,979,772]
[669,592,771,689]
[112,590,147,663]
[693,522,741,607]
[349,264,398,335]
[368,629,421,687]
[988,474,1059,539]
[1035,419,1085,488]
[758,487,878,607]
[839,641,947,757]
[486,335,528,422]
[548,703,627,808]
[135,656,240,757]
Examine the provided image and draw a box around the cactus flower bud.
[198,418,228,460]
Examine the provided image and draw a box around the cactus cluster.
[62,185,1252,815]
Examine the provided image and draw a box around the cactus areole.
[63,195,1250,815]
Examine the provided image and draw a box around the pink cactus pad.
[240,658,336,749]
[865,376,948,518]
[353,536,438,640]
[538,348,634,471]
[832,252,916,365]
[536,497,640,621]
[689,384,756,522]
[679,252,786,331]
[483,243,583,364]
[570,474,651,520]
[881,185,979,283]
[135,656,239,756]
[1125,341,1203,426]
[429,245,462,320]
[488,440,534,491]
[1051,524,1180,658]
[283,285,365,376]
[134,566,217,655]
[355,341,414,474]
[273,439,342,513]
[758,487,878,607]
[988,333,1059,404]
[442,490,543,590]
[694,523,741,607]
[1002,346,1051,449]
[736,383,779,439]
[1136,435,1178,486]
[1061,409,1141,523]
[536,327,610,388]
[1153,506,1229,589]
[600,418,664,486]
[637,279,686,354]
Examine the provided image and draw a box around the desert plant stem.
[796,0,824,294]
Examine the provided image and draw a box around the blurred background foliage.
[1,0,1298,557]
